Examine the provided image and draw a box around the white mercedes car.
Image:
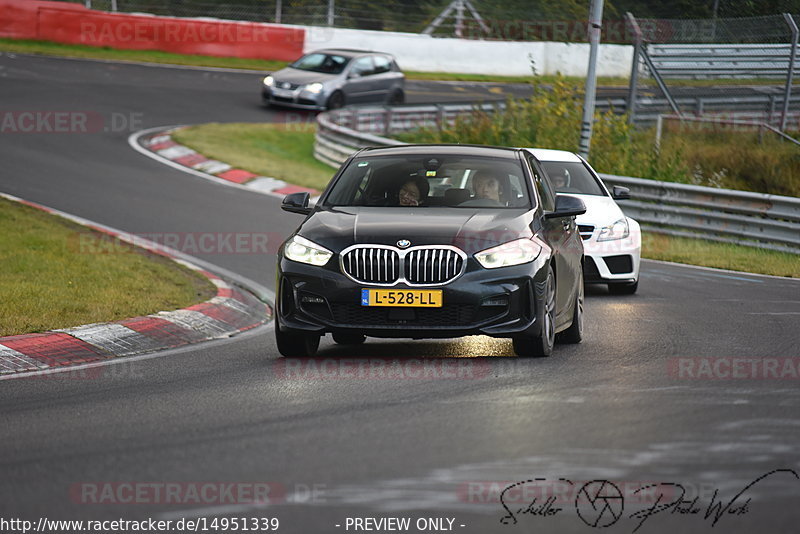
[526,148,641,294]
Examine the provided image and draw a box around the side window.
[350,57,374,77]
[527,155,555,212]
[373,55,391,74]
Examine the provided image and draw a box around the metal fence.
[314,105,800,254]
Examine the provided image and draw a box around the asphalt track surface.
[1,53,799,533]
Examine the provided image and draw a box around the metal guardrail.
[647,43,800,79]
[314,105,800,254]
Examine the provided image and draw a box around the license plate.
[361,289,442,307]
[271,88,294,98]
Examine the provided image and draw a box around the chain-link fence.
[624,12,800,132]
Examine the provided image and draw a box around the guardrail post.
[654,114,664,155]
[383,106,393,136]
[781,13,798,132]
[436,104,445,131]
[625,12,642,125]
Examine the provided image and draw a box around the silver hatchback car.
[262,49,405,111]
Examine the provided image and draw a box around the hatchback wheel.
[388,88,405,105]
[275,317,320,357]
[558,274,583,344]
[513,266,556,357]
[327,91,345,110]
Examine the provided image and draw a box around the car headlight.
[305,82,324,94]
[475,238,542,269]
[597,218,630,241]
[284,235,332,266]
[263,76,274,87]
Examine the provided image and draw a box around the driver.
[471,171,501,202]
[551,168,570,190]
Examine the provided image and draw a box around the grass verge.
[0,38,786,87]
[0,197,216,336]
[172,122,336,190]
[169,122,798,278]
[642,233,799,278]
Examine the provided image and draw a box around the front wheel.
[388,88,405,105]
[275,318,320,357]
[609,280,638,295]
[558,275,583,344]
[513,266,556,358]
[326,91,345,110]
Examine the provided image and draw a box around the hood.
[297,207,535,255]
[271,67,338,86]
[571,194,626,227]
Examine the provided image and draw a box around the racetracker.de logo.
[273,357,491,380]
[668,357,800,379]
[70,482,286,505]
[0,111,142,134]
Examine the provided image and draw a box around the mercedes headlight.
[284,235,332,266]
[475,238,542,269]
[597,218,630,241]
[305,82,324,94]
[263,75,274,86]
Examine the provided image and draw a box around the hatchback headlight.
[284,235,332,266]
[305,82,324,94]
[263,76,274,86]
[475,238,542,269]
[597,218,630,241]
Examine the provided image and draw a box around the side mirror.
[545,194,586,219]
[281,192,312,215]
[611,185,631,200]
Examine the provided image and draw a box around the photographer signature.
[498,469,798,531]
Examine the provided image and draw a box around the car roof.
[355,144,522,160]
[526,148,582,163]
[310,48,391,58]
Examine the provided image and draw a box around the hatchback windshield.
[324,155,532,208]
[290,53,349,74]
[541,161,606,196]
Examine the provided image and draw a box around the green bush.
[398,76,800,197]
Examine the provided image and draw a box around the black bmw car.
[275,145,586,358]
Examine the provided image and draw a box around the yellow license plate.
[361,289,442,307]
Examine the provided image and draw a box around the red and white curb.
[129,126,322,202]
[0,193,272,377]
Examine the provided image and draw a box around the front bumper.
[581,225,641,284]
[262,88,326,111]
[276,256,550,339]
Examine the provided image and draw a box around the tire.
[275,318,320,357]
[332,333,366,345]
[609,280,638,295]
[388,88,405,105]
[558,275,583,344]
[326,91,345,110]
[513,266,556,358]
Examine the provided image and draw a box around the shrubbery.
[397,77,800,197]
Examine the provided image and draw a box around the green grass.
[169,121,798,278]
[172,122,336,190]
[642,233,799,278]
[0,197,216,336]
[0,38,788,87]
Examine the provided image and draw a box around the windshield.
[542,161,606,196]
[323,154,532,209]
[290,53,349,74]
